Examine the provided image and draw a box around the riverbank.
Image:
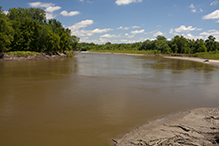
[83,51,219,68]
[0,51,75,61]
[113,108,219,146]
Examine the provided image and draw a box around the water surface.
[0,53,219,146]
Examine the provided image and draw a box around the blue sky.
[1,0,219,43]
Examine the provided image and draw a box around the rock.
[113,108,219,146]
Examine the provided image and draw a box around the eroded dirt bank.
[113,108,219,146]
[0,52,68,61]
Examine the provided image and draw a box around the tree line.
[78,35,219,55]
[0,6,79,53]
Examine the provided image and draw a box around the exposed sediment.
[0,52,68,61]
[113,108,219,146]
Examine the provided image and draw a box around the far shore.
[82,51,219,68]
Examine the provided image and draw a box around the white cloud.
[131,29,145,34]
[210,0,218,6]
[132,26,140,28]
[68,20,94,31]
[115,0,143,5]
[189,4,195,9]
[202,9,219,20]
[29,2,53,7]
[169,28,173,34]
[191,9,196,13]
[60,10,80,16]
[29,2,61,12]
[46,13,56,19]
[117,26,129,30]
[28,2,61,19]
[100,34,121,38]
[153,31,163,37]
[172,25,197,33]
[45,6,61,12]
[183,33,204,40]
[92,28,113,33]
[189,4,202,13]
[3,10,8,15]
[200,29,219,40]
[125,33,135,38]
[71,28,113,37]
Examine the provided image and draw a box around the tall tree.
[0,6,14,52]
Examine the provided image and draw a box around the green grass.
[65,51,75,57]
[6,51,40,56]
[89,49,156,55]
[188,52,219,60]
[89,49,219,60]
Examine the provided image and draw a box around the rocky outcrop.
[0,52,68,61]
[113,108,219,146]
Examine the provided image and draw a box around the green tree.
[198,44,207,52]
[156,35,167,41]
[205,35,216,52]
[172,35,188,53]
[46,31,60,52]
[171,43,178,53]
[0,7,14,52]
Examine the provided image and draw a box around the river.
[0,53,219,146]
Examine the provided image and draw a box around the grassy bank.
[89,49,156,55]
[89,49,219,60]
[188,52,219,60]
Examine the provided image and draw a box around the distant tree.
[156,35,167,41]
[105,42,111,45]
[171,43,178,53]
[198,44,207,52]
[205,35,216,52]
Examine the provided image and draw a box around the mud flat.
[113,108,219,146]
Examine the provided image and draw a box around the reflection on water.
[0,53,219,146]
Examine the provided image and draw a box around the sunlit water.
[0,53,219,146]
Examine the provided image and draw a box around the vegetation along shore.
[0,7,79,57]
[1,6,219,62]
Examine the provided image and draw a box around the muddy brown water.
[0,53,219,146]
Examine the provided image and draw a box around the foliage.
[65,51,75,57]
[0,7,79,53]
[78,35,219,60]
[189,51,219,60]
[0,6,14,53]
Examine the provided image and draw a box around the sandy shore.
[163,56,219,68]
[112,108,219,146]
[83,51,219,68]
